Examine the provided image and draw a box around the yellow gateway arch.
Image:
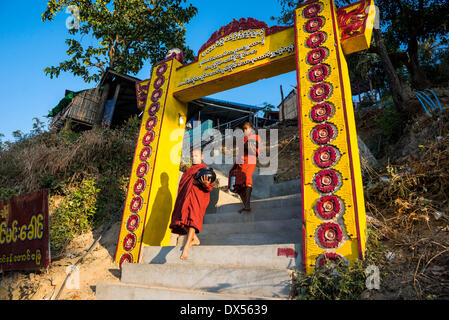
[114,0,377,274]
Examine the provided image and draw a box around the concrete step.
[200,219,302,237]
[197,231,301,246]
[214,193,301,214]
[96,282,281,300]
[120,263,292,299]
[141,244,302,270]
[270,179,301,198]
[204,205,301,224]
[206,186,240,214]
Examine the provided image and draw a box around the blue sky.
[0,0,298,141]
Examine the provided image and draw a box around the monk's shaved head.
[242,122,253,130]
[191,148,203,165]
[242,122,254,135]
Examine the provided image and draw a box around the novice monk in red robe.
[229,122,261,213]
[169,148,214,260]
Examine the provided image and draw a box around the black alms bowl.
[195,167,217,184]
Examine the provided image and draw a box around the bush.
[293,230,387,300]
[49,178,99,256]
[375,105,403,140]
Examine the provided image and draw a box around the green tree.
[42,0,198,83]
[377,0,449,90]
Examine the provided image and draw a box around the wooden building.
[49,68,141,132]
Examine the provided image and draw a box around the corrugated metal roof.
[197,97,262,111]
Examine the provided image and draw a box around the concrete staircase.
[96,193,302,300]
[207,162,301,200]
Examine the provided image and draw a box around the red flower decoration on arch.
[133,178,146,195]
[136,162,149,178]
[314,169,341,193]
[303,3,323,18]
[308,64,330,82]
[130,196,143,213]
[307,48,328,65]
[311,123,337,145]
[146,116,158,131]
[156,63,168,76]
[148,102,160,116]
[119,253,133,268]
[311,102,334,122]
[313,145,339,168]
[142,131,155,146]
[153,76,165,89]
[306,32,326,48]
[123,233,137,252]
[151,89,163,102]
[305,17,325,33]
[316,252,345,268]
[139,147,152,162]
[310,83,332,102]
[126,214,140,232]
[317,222,343,248]
[316,195,343,220]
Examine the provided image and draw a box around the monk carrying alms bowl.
[169,148,215,260]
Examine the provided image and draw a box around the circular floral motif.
[146,116,158,131]
[123,233,137,252]
[133,178,146,195]
[316,252,345,269]
[303,3,323,18]
[130,196,143,213]
[313,145,340,168]
[153,76,165,89]
[310,82,333,102]
[156,63,168,76]
[126,214,140,232]
[136,162,149,178]
[119,253,133,268]
[314,169,342,193]
[310,102,334,122]
[311,123,337,145]
[139,147,153,162]
[148,102,160,116]
[317,223,343,248]
[316,195,343,220]
[305,17,325,33]
[142,131,155,146]
[151,89,163,103]
[306,32,327,48]
[307,48,329,65]
[308,64,330,82]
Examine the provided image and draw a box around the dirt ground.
[259,120,302,183]
[0,222,122,300]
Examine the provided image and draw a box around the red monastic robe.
[169,163,214,235]
[229,133,261,193]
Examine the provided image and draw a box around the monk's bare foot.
[192,235,200,246]
[180,250,189,260]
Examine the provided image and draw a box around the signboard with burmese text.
[0,190,50,271]
[173,18,296,102]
